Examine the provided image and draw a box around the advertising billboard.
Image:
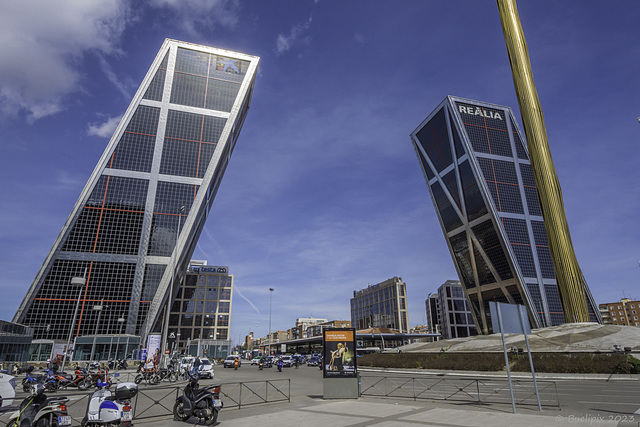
[322,328,357,378]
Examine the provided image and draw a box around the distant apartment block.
[599,299,640,327]
[351,277,409,333]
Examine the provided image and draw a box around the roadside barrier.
[12,378,291,424]
[359,375,559,408]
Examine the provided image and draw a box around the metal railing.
[39,378,291,424]
[219,379,290,409]
[359,375,559,408]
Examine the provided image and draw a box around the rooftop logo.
[458,105,503,121]
[200,266,229,274]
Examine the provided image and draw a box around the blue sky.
[1,1,639,346]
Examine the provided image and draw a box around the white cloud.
[88,115,123,138]
[0,0,130,121]
[147,0,239,38]
[276,16,313,56]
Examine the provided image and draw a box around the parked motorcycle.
[6,383,71,427]
[134,368,159,385]
[21,366,40,393]
[81,381,138,427]
[173,373,222,425]
[70,366,92,390]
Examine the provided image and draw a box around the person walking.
[191,356,201,376]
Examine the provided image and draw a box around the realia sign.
[458,105,503,120]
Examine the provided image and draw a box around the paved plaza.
[3,365,639,426]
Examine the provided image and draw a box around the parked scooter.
[21,366,40,393]
[173,373,222,425]
[81,381,138,427]
[6,383,71,427]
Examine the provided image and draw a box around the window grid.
[62,176,148,255]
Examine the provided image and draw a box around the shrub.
[359,352,505,371]
[359,352,640,374]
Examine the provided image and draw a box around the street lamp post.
[61,274,86,372]
[268,288,274,356]
[161,205,185,367]
[115,314,125,360]
[90,300,107,362]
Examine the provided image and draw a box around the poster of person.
[322,328,357,378]
[145,334,161,369]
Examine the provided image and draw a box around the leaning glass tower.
[14,39,259,342]
[410,96,601,333]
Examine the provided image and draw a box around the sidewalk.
[134,396,622,427]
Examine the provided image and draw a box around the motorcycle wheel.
[34,418,52,427]
[23,383,32,393]
[134,374,143,385]
[169,372,178,382]
[204,405,218,426]
[173,400,189,421]
[152,374,161,384]
[78,378,91,390]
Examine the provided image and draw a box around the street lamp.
[161,205,186,366]
[90,300,108,361]
[114,314,125,359]
[61,274,86,372]
[268,288,274,356]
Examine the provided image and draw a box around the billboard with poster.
[322,328,357,378]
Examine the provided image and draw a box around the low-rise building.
[599,299,640,327]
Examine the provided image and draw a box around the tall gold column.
[496,0,590,322]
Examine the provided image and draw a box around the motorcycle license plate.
[213,399,222,409]
[58,415,72,426]
[122,410,132,421]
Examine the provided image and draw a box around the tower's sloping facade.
[410,96,600,334]
[14,40,259,341]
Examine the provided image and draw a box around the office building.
[431,280,477,340]
[410,96,600,334]
[599,299,640,327]
[350,277,409,333]
[425,294,440,337]
[167,261,233,353]
[13,39,259,345]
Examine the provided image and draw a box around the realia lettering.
[458,105,503,121]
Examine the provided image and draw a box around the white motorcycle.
[5,383,71,427]
[81,381,138,427]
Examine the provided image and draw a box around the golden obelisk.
[496,0,590,322]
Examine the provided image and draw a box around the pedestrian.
[191,356,201,376]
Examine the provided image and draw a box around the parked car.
[0,372,15,407]
[223,355,241,368]
[198,358,214,379]
[307,356,320,367]
[179,357,194,373]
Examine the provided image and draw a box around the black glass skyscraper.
[14,40,259,342]
[410,96,600,333]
